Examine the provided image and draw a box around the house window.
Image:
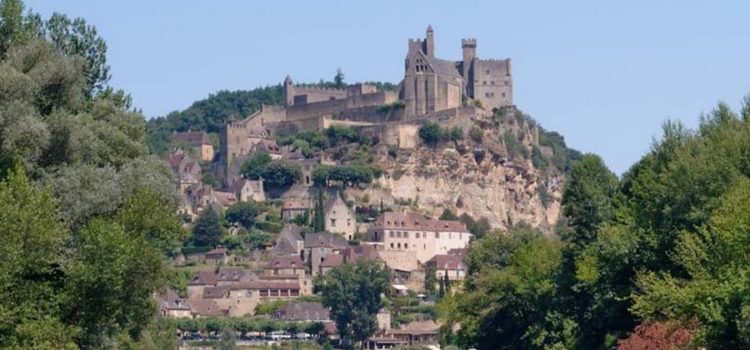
[390,231,394,238]
[404,232,409,239]
[435,232,439,239]
[330,219,336,227]
[390,243,394,248]
[483,81,487,85]
[397,243,401,249]
[416,232,420,239]
[404,243,408,249]
[502,92,506,97]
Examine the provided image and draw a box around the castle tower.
[461,39,477,97]
[424,25,435,57]
[283,75,295,106]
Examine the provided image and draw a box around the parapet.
[461,38,477,47]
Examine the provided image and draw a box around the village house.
[187,270,218,299]
[155,289,192,318]
[208,190,237,210]
[304,232,350,276]
[204,247,229,264]
[228,178,265,202]
[265,255,306,277]
[281,198,311,221]
[367,212,472,264]
[273,224,305,258]
[216,267,255,286]
[168,149,202,193]
[324,194,356,240]
[172,131,215,162]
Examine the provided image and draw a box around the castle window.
[486,70,490,74]
[502,92,506,97]
[504,81,509,86]
[391,243,394,249]
[483,81,487,85]
[491,81,495,85]
[397,243,401,249]
[404,243,408,249]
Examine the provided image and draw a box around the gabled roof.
[217,267,255,282]
[213,191,237,207]
[426,254,464,271]
[228,178,263,195]
[319,253,344,268]
[186,299,225,317]
[424,55,462,81]
[304,232,349,249]
[391,320,440,335]
[188,270,217,286]
[155,288,190,310]
[324,195,353,216]
[266,255,305,270]
[279,224,303,242]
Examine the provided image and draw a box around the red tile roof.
[319,253,344,268]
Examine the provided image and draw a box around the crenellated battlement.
[294,85,347,93]
[461,38,477,47]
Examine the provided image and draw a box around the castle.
[220,26,513,179]
[403,25,513,116]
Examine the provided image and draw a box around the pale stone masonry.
[367,212,472,264]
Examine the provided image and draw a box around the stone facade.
[367,212,472,264]
[402,26,513,117]
[324,194,356,240]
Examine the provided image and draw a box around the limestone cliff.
[346,110,571,233]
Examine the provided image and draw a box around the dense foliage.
[0,1,181,348]
[240,153,302,188]
[442,98,750,350]
[316,259,390,349]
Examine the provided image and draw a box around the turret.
[424,25,435,57]
[283,75,294,106]
[461,39,477,96]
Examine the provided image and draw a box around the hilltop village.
[161,27,566,348]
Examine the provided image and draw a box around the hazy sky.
[25,0,750,174]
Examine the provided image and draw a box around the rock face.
[349,113,566,233]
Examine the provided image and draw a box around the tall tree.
[192,207,222,247]
[316,259,390,349]
[334,68,345,89]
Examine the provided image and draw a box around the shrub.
[469,126,483,143]
[419,122,443,146]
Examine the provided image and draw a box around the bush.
[469,126,483,143]
[313,164,382,187]
[448,126,464,142]
[225,201,261,228]
[531,146,549,170]
[419,122,443,146]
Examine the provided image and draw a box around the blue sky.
[25,0,750,174]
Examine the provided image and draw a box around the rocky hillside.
[345,108,579,232]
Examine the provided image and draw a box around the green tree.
[225,201,261,229]
[439,208,459,221]
[192,207,222,247]
[419,122,443,146]
[240,152,271,180]
[334,68,345,89]
[313,189,325,232]
[316,259,390,349]
[217,325,238,350]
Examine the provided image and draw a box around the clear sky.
[24,0,750,174]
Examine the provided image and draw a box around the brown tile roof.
[375,212,469,233]
[186,299,226,317]
[266,255,305,270]
[154,288,190,310]
[213,191,237,207]
[217,267,255,282]
[188,270,217,286]
[319,253,343,268]
[203,286,230,299]
[228,179,263,195]
[426,254,464,271]
[172,131,211,147]
[304,232,349,249]
[273,302,330,322]
[390,320,440,335]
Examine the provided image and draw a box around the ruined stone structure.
[402,26,513,117]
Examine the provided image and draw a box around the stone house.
[228,178,265,202]
[155,289,192,318]
[425,254,465,282]
[304,232,350,276]
[265,255,306,277]
[367,212,472,264]
[324,194,356,240]
[204,247,229,264]
[318,253,343,275]
[172,131,215,162]
[273,224,305,258]
[281,198,310,221]
[187,270,218,299]
[216,267,255,287]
